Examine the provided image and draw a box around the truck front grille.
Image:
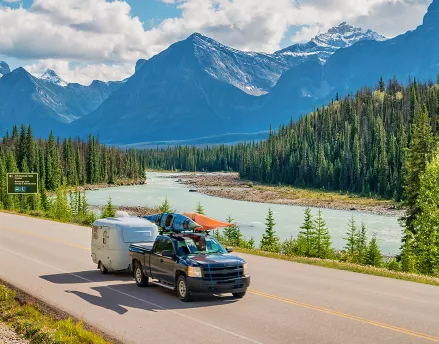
[202,265,243,282]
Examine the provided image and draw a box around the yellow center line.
[0,225,90,251]
[248,289,439,343]
[1,223,438,342]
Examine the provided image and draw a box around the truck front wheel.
[134,262,149,287]
[177,275,191,302]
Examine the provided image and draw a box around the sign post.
[7,173,39,211]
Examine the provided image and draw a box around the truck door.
[160,238,177,285]
[150,237,165,280]
[150,237,176,284]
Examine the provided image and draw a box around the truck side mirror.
[162,250,175,259]
[226,247,233,253]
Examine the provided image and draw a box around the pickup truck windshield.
[177,237,226,256]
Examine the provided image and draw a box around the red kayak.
[183,212,233,231]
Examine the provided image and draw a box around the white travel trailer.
[91,215,159,274]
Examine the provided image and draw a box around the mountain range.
[1,0,439,144]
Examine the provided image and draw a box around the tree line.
[0,125,145,210]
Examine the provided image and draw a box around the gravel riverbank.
[167,172,402,217]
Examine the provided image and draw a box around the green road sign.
[7,173,39,195]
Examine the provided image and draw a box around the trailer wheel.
[99,262,108,274]
[177,275,191,302]
[134,261,149,287]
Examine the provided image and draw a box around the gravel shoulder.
[0,324,28,344]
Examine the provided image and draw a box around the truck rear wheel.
[134,261,149,287]
[177,275,191,302]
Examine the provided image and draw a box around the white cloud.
[0,0,433,84]
[24,59,134,86]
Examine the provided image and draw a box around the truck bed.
[129,243,154,254]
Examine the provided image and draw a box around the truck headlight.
[243,263,249,276]
[188,266,202,278]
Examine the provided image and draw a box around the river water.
[86,172,403,255]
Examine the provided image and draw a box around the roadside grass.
[0,284,111,344]
[233,247,439,287]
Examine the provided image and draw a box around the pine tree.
[379,76,386,92]
[344,216,358,261]
[159,197,173,213]
[313,209,332,259]
[364,235,383,267]
[101,196,116,218]
[45,131,61,190]
[223,215,235,245]
[195,202,205,215]
[298,208,316,257]
[53,188,72,222]
[411,147,439,275]
[260,208,280,252]
[402,104,434,235]
[357,223,368,264]
[26,125,36,172]
[400,230,416,273]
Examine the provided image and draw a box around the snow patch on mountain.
[191,33,284,96]
[188,24,385,95]
[277,22,386,64]
[40,69,68,87]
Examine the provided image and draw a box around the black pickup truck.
[129,232,250,301]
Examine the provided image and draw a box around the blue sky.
[0,0,432,84]
[3,0,182,29]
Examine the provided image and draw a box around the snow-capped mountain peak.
[40,69,68,87]
[277,23,386,64]
[316,22,386,48]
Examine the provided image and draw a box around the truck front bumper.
[187,276,250,294]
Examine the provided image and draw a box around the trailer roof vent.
[115,211,130,218]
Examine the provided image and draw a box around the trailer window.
[123,227,159,243]
[103,230,108,244]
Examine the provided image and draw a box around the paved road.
[1,212,439,344]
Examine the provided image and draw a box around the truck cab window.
[103,230,107,244]
[153,238,165,255]
[163,239,174,254]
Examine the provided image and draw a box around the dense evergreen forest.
[142,77,439,200]
[0,125,145,209]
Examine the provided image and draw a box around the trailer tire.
[99,262,108,275]
[177,275,191,302]
[134,261,149,287]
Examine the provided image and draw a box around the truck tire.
[134,261,149,287]
[232,292,246,299]
[99,262,108,274]
[177,275,191,302]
